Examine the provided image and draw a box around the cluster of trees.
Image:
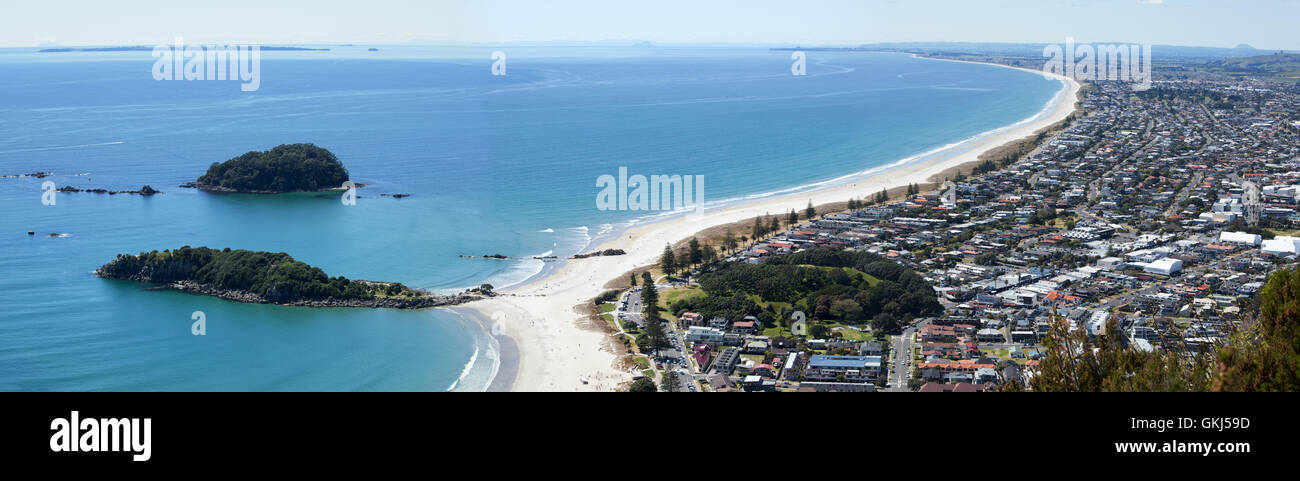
[659,238,718,277]
[1027,207,1063,225]
[197,143,350,192]
[98,246,412,302]
[594,289,620,307]
[1016,266,1300,392]
[904,183,922,196]
[848,193,889,210]
[670,249,942,334]
[638,271,669,351]
[628,377,657,392]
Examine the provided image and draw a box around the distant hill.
[845,41,1286,61]
[1203,53,1300,79]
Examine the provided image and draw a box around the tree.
[805,200,816,220]
[768,215,780,235]
[628,377,657,392]
[660,244,676,277]
[1214,267,1300,391]
[829,298,864,321]
[644,313,668,352]
[1022,312,1214,392]
[688,237,703,266]
[787,209,798,226]
[808,323,829,338]
[752,216,766,239]
[630,272,637,287]
[661,371,681,392]
[702,244,717,264]
[873,312,900,334]
[641,272,657,305]
[723,229,737,253]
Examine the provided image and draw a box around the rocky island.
[189,143,351,194]
[96,246,478,309]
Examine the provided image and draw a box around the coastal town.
[609,60,1300,392]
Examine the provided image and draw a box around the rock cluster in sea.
[55,185,160,195]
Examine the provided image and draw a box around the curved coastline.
[445,306,517,392]
[463,58,1082,392]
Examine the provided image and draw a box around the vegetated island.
[184,143,351,194]
[96,246,479,308]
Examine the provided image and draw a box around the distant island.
[39,46,330,53]
[189,143,350,193]
[96,246,477,308]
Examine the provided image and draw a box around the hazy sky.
[3,0,1297,49]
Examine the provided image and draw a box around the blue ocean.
[0,46,1062,391]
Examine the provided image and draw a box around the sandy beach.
[464,62,1081,392]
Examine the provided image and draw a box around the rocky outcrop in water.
[55,185,161,196]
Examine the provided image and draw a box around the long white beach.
[464,60,1082,392]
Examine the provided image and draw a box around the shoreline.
[448,306,519,392]
[462,59,1082,392]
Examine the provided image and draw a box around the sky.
[2,0,1297,50]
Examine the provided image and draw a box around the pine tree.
[768,215,780,235]
[688,237,703,266]
[787,209,798,226]
[661,370,681,392]
[805,200,816,220]
[640,271,667,352]
[660,244,676,277]
[629,272,637,287]
[723,228,737,253]
[752,216,765,239]
[640,272,658,318]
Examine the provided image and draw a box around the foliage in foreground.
[1015,266,1300,392]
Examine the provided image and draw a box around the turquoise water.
[0,46,1063,391]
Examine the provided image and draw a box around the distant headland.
[186,143,351,194]
[96,246,479,309]
[39,46,329,53]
